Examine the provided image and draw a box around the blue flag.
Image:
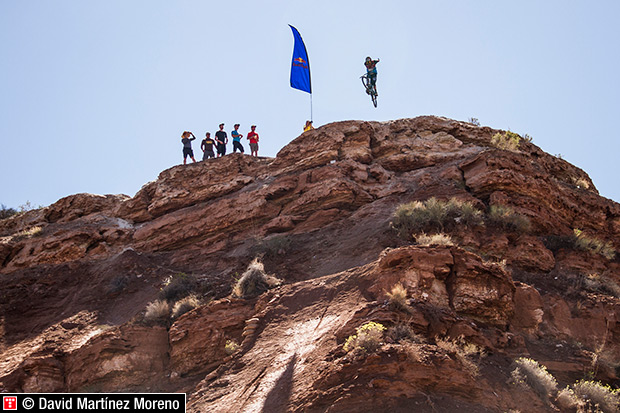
[289,25,311,94]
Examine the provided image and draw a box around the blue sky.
[1,1,619,209]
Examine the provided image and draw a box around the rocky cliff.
[1,116,619,412]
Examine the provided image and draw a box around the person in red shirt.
[247,125,259,157]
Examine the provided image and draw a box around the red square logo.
[3,397,17,410]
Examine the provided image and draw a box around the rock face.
[1,116,619,412]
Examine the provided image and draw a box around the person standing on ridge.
[181,131,197,164]
[201,132,216,160]
[247,125,259,157]
[304,120,314,132]
[215,123,228,157]
[364,56,380,95]
[231,124,244,153]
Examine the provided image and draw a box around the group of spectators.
[181,123,260,164]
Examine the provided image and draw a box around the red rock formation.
[1,116,619,412]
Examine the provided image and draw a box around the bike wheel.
[371,93,377,108]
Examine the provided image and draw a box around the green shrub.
[0,204,18,220]
[391,197,484,239]
[572,380,619,413]
[468,117,480,126]
[488,205,531,233]
[491,131,522,152]
[343,321,386,354]
[160,273,198,302]
[511,358,558,402]
[172,295,201,318]
[232,258,281,299]
[225,339,240,355]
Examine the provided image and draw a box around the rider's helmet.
[365,56,371,62]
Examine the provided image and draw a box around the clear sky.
[1,1,619,209]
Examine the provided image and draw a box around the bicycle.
[360,74,378,108]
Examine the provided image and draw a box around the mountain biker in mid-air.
[364,56,380,95]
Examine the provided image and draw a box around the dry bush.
[224,339,240,355]
[573,229,617,261]
[386,323,422,344]
[582,273,620,298]
[488,205,531,233]
[160,273,198,302]
[415,232,454,246]
[511,358,558,402]
[391,197,484,239]
[232,258,281,299]
[572,380,620,413]
[555,387,584,411]
[172,295,201,318]
[386,283,409,311]
[436,336,484,377]
[144,300,170,323]
[572,177,591,190]
[343,321,386,354]
[491,131,521,152]
[253,235,292,258]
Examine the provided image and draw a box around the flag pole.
[310,94,313,122]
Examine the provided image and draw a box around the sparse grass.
[343,321,386,354]
[511,357,558,402]
[144,300,170,323]
[468,117,480,126]
[224,339,240,355]
[415,232,454,246]
[436,336,484,377]
[254,235,292,259]
[491,130,522,152]
[14,226,43,240]
[386,283,409,311]
[544,230,616,261]
[160,273,198,302]
[172,295,201,318]
[232,258,281,299]
[573,229,616,260]
[572,380,619,413]
[487,205,531,233]
[572,177,591,190]
[391,197,484,239]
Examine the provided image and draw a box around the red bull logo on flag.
[289,25,311,94]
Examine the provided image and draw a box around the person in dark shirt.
[215,123,228,157]
[201,132,216,160]
[181,131,197,164]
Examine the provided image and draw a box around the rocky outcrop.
[1,116,619,412]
